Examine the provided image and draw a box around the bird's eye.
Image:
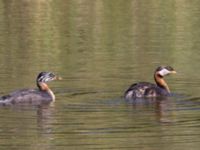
[166,66,174,71]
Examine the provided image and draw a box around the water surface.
[0,0,199,150]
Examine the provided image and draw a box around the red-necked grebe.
[0,72,61,105]
[124,66,176,99]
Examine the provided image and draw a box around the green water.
[0,0,199,149]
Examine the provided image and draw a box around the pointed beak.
[53,75,62,81]
[170,71,177,74]
[56,76,62,80]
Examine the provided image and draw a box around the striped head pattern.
[36,72,56,83]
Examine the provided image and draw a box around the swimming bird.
[0,72,61,105]
[124,66,176,99]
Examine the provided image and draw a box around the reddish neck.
[37,82,50,91]
[154,73,170,93]
[37,82,55,101]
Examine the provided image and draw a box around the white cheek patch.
[44,77,54,82]
[158,68,170,76]
[44,78,50,82]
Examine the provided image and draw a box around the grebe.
[0,72,61,105]
[124,66,176,99]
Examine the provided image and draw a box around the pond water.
[0,0,200,149]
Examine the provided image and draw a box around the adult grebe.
[124,66,176,99]
[0,72,61,105]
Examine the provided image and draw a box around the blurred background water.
[0,0,199,149]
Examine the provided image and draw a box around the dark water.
[0,0,200,149]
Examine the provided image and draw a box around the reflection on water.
[0,0,200,150]
[125,96,176,123]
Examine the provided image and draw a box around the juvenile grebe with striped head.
[124,66,176,99]
[0,72,61,105]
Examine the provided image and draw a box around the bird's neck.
[154,73,170,93]
[37,82,55,101]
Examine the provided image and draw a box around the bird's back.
[124,82,168,99]
[0,89,52,106]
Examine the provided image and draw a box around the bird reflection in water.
[125,97,176,123]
